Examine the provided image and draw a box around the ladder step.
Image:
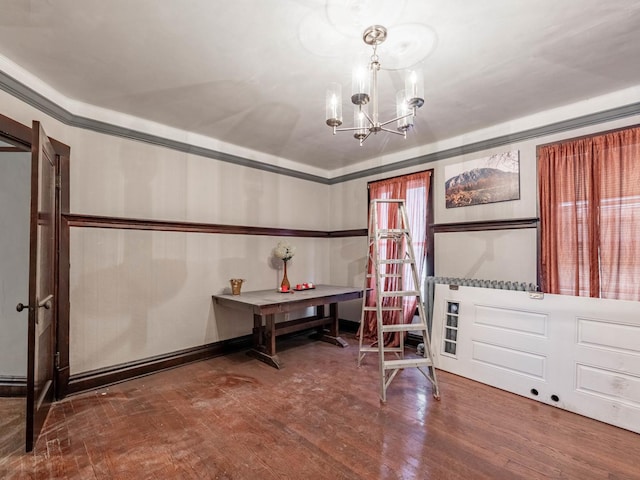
[376,231,409,239]
[383,358,434,370]
[379,259,414,265]
[363,306,403,312]
[381,323,428,333]
[366,273,402,278]
[380,290,421,297]
[371,199,404,204]
[359,346,404,354]
[377,229,409,234]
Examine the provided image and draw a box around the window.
[360,170,433,346]
[538,126,640,301]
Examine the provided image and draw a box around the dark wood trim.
[56,217,70,398]
[0,146,26,152]
[64,213,369,238]
[535,147,543,294]
[66,335,252,396]
[54,152,70,400]
[328,228,368,237]
[0,376,27,397]
[433,217,539,233]
[427,175,435,276]
[55,146,71,399]
[338,319,360,333]
[65,214,331,237]
[0,112,31,149]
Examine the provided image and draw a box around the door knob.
[16,302,31,312]
[16,294,53,312]
[38,294,53,310]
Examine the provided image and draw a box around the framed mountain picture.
[444,150,520,208]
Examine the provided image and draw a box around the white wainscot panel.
[577,318,640,355]
[472,341,546,379]
[576,364,640,409]
[475,305,547,336]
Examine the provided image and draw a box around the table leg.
[252,313,262,349]
[316,302,349,348]
[266,313,276,356]
[247,313,282,369]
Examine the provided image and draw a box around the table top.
[213,284,364,315]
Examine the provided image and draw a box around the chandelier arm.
[334,126,372,133]
[379,127,408,136]
[359,131,373,146]
[360,108,375,126]
[378,111,415,127]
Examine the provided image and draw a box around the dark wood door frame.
[0,113,71,402]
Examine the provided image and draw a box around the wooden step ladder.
[357,199,440,402]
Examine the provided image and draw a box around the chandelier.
[325,25,425,145]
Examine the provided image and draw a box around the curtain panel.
[538,126,640,301]
[360,171,432,346]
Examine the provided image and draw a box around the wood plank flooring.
[1,333,639,479]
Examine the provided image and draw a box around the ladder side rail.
[400,202,440,399]
[371,203,388,401]
[358,200,377,363]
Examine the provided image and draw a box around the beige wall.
[1,89,333,375]
[2,86,640,375]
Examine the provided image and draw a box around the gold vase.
[230,278,243,295]
[280,261,290,290]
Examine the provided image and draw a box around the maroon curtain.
[359,171,431,346]
[538,126,640,300]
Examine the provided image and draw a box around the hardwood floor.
[0,397,24,464]
[1,333,639,479]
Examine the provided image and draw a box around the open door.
[21,121,57,452]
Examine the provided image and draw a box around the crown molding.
[2,69,639,185]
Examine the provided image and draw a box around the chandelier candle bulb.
[325,83,343,127]
[351,64,370,105]
[396,90,413,131]
[354,109,367,141]
[405,69,425,108]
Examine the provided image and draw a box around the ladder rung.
[376,231,409,238]
[381,324,428,333]
[379,259,413,264]
[380,290,421,297]
[366,274,402,278]
[377,235,405,241]
[363,306,403,312]
[371,199,405,204]
[359,346,404,354]
[383,358,434,370]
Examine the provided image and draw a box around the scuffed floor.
[1,333,639,479]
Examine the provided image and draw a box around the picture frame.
[444,150,520,208]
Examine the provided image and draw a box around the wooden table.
[213,285,364,368]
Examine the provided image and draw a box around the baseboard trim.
[66,335,252,396]
[0,376,27,397]
[339,319,360,333]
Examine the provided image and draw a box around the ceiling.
[0,0,639,174]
